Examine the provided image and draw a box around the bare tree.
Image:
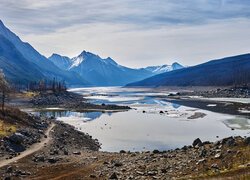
[0,70,10,112]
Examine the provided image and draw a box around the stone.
[48,157,58,164]
[192,138,202,147]
[109,172,118,179]
[89,174,97,178]
[214,153,222,159]
[153,149,160,154]
[147,171,157,176]
[73,151,81,155]
[244,137,250,145]
[6,166,13,173]
[211,163,219,169]
[226,138,236,147]
[196,159,206,165]
[136,171,144,175]
[8,133,25,144]
[120,150,126,153]
[114,162,123,167]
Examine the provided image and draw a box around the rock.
[4,177,11,180]
[211,163,219,169]
[192,138,202,147]
[48,157,59,164]
[89,174,97,178]
[136,171,144,175]
[182,146,188,151]
[64,150,69,155]
[225,138,236,147]
[33,155,45,162]
[244,137,250,145]
[114,162,123,167]
[109,172,118,179]
[6,166,13,173]
[214,153,222,159]
[73,151,81,155]
[196,158,206,165]
[8,133,25,144]
[199,149,207,157]
[153,149,160,154]
[120,150,126,153]
[147,171,157,176]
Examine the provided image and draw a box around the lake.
[36,87,250,152]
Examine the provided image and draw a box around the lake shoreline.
[1,89,250,179]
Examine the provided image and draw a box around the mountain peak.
[171,62,184,70]
[50,53,61,58]
[79,50,98,57]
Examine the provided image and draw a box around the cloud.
[0,0,250,67]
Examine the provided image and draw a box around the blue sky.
[1,0,250,67]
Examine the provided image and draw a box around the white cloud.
[0,0,250,67]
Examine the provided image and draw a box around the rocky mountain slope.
[126,54,250,87]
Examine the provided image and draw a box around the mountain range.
[0,20,184,86]
[1,19,249,88]
[48,52,184,86]
[126,54,250,87]
[0,20,88,85]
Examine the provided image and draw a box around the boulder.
[244,137,250,145]
[8,133,25,144]
[109,172,118,179]
[192,138,202,147]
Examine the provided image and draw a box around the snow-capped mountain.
[49,51,184,86]
[144,62,184,74]
[49,51,152,86]
[0,20,88,85]
[126,54,250,87]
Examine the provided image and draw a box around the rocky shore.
[0,108,49,161]
[178,87,250,98]
[30,91,130,111]
[0,126,249,179]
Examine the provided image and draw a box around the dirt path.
[0,123,55,168]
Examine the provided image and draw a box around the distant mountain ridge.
[0,20,88,85]
[49,51,184,86]
[143,62,184,74]
[126,54,250,87]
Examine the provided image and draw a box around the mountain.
[48,53,72,70]
[143,62,184,74]
[0,35,45,84]
[126,54,250,87]
[0,20,88,85]
[49,51,184,86]
[49,51,152,86]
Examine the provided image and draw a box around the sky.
[0,0,250,68]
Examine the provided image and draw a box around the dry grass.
[0,120,16,137]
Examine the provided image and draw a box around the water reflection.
[36,110,107,121]
[223,117,250,130]
[32,87,250,152]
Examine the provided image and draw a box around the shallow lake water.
[36,87,250,152]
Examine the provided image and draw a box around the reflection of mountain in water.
[36,111,106,121]
[223,117,250,130]
[172,103,181,109]
[85,112,103,121]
